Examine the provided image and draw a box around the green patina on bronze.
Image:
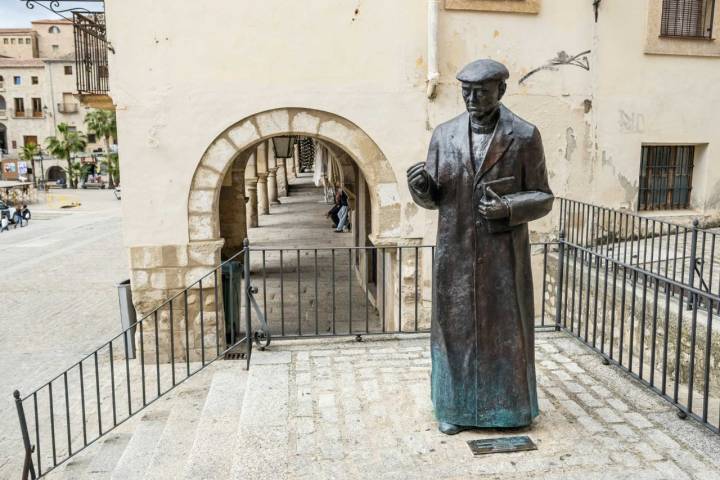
[408,59,553,432]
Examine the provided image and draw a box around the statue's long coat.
[409,105,553,427]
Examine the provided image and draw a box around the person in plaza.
[334,202,350,233]
[407,59,554,435]
[326,183,348,228]
[13,203,28,228]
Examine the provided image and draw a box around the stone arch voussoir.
[188,108,401,243]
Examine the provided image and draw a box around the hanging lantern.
[271,136,295,158]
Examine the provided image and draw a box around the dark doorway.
[0,123,7,155]
[47,165,66,183]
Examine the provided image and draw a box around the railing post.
[554,232,566,332]
[243,239,253,370]
[687,219,699,310]
[14,390,36,480]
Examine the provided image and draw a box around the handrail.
[13,244,263,478]
[558,197,720,312]
[18,249,247,402]
[558,197,717,232]
[553,232,720,436]
[564,241,720,304]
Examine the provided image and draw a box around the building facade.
[91,0,720,358]
[0,19,103,181]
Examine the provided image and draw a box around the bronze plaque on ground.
[467,436,537,455]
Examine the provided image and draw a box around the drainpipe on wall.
[427,0,440,99]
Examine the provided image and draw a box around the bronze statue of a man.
[407,59,554,435]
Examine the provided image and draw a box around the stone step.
[180,367,248,479]
[79,431,133,479]
[231,351,291,479]
[109,409,170,480]
[142,367,216,479]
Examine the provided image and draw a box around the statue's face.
[462,80,506,120]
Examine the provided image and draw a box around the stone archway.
[187,108,401,245]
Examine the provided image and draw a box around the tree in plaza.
[85,109,117,188]
[103,152,120,185]
[19,142,39,185]
[69,160,92,187]
[46,123,88,189]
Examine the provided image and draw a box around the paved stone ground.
[0,190,127,478]
[40,332,720,479]
[247,333,720,480]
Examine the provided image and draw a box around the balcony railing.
[74,12,109,95]
[10,109,44,119]
[57,103,79,114]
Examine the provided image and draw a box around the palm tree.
[69,160,91,187]
[46,123,87,188]
[19,142,39,185]
[103,152,120,185]
[85,109,117,188]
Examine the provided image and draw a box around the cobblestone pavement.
[242,332,720,480]
[0,191,127,478]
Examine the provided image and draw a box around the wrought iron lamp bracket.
[22,1,104,24]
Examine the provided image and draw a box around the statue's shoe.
[438,422,471,435]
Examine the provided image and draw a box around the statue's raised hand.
[407,162,431,193]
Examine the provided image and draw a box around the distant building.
[0,19,103,182]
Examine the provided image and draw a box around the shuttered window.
[661,0,716,38]
[639,146,695,211]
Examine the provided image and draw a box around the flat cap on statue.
[456,59,510,83]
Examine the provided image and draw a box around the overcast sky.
[0,1,104,28]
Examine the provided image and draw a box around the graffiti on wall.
[518,50,591,85]
[618,110,645,133]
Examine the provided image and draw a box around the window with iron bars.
[638,145,695,211]
[661,0,716,39]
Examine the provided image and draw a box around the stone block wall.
[544,246,720,400]
[129,241,227,363]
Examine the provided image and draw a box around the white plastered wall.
[104,0,720,250]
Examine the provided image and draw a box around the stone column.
[276,158,288,197]
[245,152,259,228]
[267,143,280,205]
[256,142,270,215]
[293,143,300,177]
[219,155,247,259]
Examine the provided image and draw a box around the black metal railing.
[243,243,557,341]
[554,234,720,435]
[73,11,109,95]
[558,197,720,313]
[12,246,262,479]
[13,239,557,478]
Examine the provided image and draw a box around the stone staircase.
[287,174,325,197]
[40,176,363,479]
[45,352,288,480]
